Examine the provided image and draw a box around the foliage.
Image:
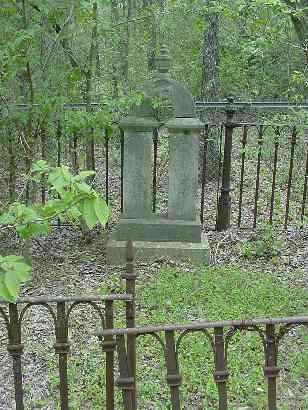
[242,223,284,259]
[0,255,31,303]
[0,160,109,303]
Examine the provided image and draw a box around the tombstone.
[107,47,211,264]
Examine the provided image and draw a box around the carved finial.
[156,46,171,75]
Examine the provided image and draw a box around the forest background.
[0,0,307,302]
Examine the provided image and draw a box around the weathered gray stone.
[107,237,211,266]
[119,116,158,219]
[106,48,211,266]
[111,217,201,243]
[166,118,203,221]
[129,47,196,122]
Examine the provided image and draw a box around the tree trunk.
[85,2,98,174]
[200,6,221,180]
[201,11,220,101]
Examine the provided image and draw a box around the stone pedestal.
[107,116,211,265]
[107,235,211,265]
[120,116,157,219]
[106,47,211,266]
[167,118,203,221]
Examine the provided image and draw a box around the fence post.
[152,128,158,213]
[216,98,236,231]
[213,327,229,410]
[54,301,70,410]
[103,300,116,410]
[165,330,182,410]
[122,241,137,408]
[8,303,24,410]
[116,335,135,410]
[264,324,280,410]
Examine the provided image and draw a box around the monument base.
[106,236,211,266]
[111,217,201,243]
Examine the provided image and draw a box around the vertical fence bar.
[41,127,46,204]
[214,327,229,410]
[253,126,264,228]
[8,303,24,410]
[120,128,124,213]
[72,133,79,174]
[105,128,109,230]
[152,128,158,213]
[238,125,248,227]
[122,241,137,408]
[284,126,297,229]
[216,102,236,231]
[200,124,209,225]
[8,134,17,202]
[215,125,224,230]
[57,119,61,168]
[116,334,135,410]
[301,146,308,226]
[269,128,280,225]
[165,330,182,410]
[103,300,116,410]
[264,324,279,410]
[91,128,95,172]
[57,119,62,228]
[54,301,70,410]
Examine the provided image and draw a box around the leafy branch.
[0,160,109,303]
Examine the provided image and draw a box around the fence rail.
[3,100,308,110]
[0,242,137,410]
[98,316,308,410]
[0,242,307,409]
[0,293,133,410]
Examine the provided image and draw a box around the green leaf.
[48,166,72,194]
[0,281,14,303]
[94,198,109,226]
[32,160,49,173]
[67,206,81,221]
[0,212,15,225]
[76,182,93,195]
[82,198,98,229]
[4,272,20,300]
[0,256,31,302]
[16,222,49,239]
[75,170,95,181]
[12,262,31,281]
[3,255,24,263]
[40,199,64,218]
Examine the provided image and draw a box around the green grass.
[40,264,307,409]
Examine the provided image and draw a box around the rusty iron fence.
[99,316,308,410]
[0,242,307,409]
[0,100,307,231]
[0,294,132,410]
[0,242,137,410]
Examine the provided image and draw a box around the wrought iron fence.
[98,316,308,410]
[0,100,307,231]
[0,242,137,410]
[0,242,307,409]
[0,294,133,410]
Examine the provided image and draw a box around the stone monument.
[107,47,210,264]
